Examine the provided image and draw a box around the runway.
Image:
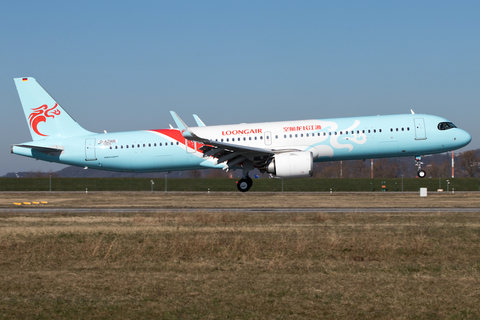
[2,207,480,213]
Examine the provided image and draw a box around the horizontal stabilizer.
[13,144,64,153]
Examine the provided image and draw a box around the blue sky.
[1,1,479,175]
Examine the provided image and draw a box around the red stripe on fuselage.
[149,129,185,143]
[148,129,204,153]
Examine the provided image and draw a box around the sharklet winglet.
[193,114,206,127]
[169,111,187,131]
[170,111,206,142]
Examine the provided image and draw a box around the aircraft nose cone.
[458,129,472,147]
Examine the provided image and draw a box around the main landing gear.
[237,176,253,192]
[236,160,255,192]
[415,156,426,178]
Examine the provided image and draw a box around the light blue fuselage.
[12,113,472,173]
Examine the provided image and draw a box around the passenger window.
[109,146,112,149]
[362,130,365,134]
[390,128,393,132]
[115,146,118,149]
[396,128,399,132]
[249,137,252,140]
[275,135,278,139]
[126,145,129,148]
[255,136,257,140]
[368,130,371,133]
[374,129,376,133]
[289,134,292,138]
[260,136,263,140]
[138,144,140,148]
[401,128,404,131]
[121,145,123,149]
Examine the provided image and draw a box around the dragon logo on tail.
[28,104,61,136]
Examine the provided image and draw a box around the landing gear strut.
[236,160,255,192]
[237,176,253,192]
[415,156,426,178]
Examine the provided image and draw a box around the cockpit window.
[438,122,457,130]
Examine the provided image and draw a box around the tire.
[237,177,253,192]
[417,170,426,178]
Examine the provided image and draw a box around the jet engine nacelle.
[266,151,313,178]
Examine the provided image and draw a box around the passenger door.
[414,118,426,140]
[85,138,97,161]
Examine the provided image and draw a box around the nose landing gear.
[415,156,426,178]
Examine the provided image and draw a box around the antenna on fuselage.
[410,109,415,114]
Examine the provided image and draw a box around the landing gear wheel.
[415,156,426,179]
[417,170,426,178]
[237,176,253,192]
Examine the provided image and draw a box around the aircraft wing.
[198,137,276,169]
[170,111,278,169]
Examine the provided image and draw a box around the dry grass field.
[1,192,480,319]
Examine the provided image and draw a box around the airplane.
[11,77,472,192]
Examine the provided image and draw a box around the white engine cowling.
[266,151,313,178]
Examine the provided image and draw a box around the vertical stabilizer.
[14,77,93,140]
